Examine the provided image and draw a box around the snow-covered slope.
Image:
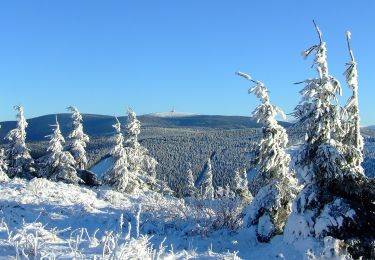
[90,156,115,179]
[0,178,236,259]
[147,111,196,118]
[0,177,330,259]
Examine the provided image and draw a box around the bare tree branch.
[235,71,259,84]
[313,20,322,45]
[346,31,355,62]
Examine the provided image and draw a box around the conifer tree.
[43,117,81,184]
[291,21,346,184]
[0,123,8,182]
[233,168,252,204]
[125,108,158,180]
[284,22,361,246]
[0,148,9,182]
[143,155,158,180]
[182,164,197,197]
[237,71,298,242]
[342,32,364,175]
[103,117,131,193]
[195,157,215,200]
[125,108,143,173]
[104,112,170,194]
[282,23,375,259]
[5,106,35,178]
[67,106,89,170]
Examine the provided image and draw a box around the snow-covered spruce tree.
[42,117,82,184]
[5,106,35,179]
[195,157,215,200]
[125,108,143,173]
[237,71,298,242]
[0,147,9,182]
[123,108,172,195]
[333,31,375,258]
[284,23,375,258]
[0,123,9,182]
[142,154,158,180]
[342,32,364,175]
[233,168,252,204]
[284,22,349,242]
[104,111,171,194]
[103,117,131,193]
[125,109,158,178]
[290,22,346,184]
[182,164,197,198]
[67,106,89,170]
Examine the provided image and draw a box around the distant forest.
[23,126,375,196]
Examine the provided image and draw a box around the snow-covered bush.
[101,233,241,260]
[0,217,165,259]
[305,236,353,260]
[41,117,82,184]
[237,71,298,242]
[5,105,35,179]
[102,234,158,259]
[67,106,90,170]
[3,220,69,259]
[213,185,244,230]
[11,223,49,258]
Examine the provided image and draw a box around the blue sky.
[0,0,374,125]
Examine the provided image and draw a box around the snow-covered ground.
[147,112,196,118]
[90,156,115,180]
[0,177,328,259]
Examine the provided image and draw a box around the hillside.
[365,125,375,131]
[3,113,375,196]
[0,113,292,143]
[0,177,323,259]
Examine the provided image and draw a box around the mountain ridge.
[0,113,292,142]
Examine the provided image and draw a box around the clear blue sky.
[0,0,374,125]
